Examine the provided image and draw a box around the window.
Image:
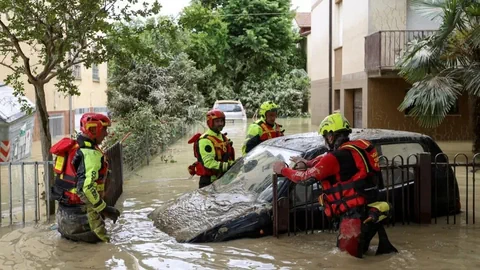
[92,64,100,82]
[378,142,424,187]
[49,114,65,138]
[72,64,82,80]
[75,108,90,114]
[93,107,108,113]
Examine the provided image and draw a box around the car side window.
[379,143,424,164]
[378,142,425,187]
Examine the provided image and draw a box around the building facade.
[308,0,472,141]
[0,61,109,141]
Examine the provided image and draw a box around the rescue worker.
[50,113,120,243]
[242,101,284,155]
[272,112,397,258]
[187,109,235,188]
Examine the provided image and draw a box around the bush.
[239,69,310,117]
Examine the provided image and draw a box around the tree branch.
[0,61,17,73]
[0,19,36,82]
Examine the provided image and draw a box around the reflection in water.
[0,118,480,269]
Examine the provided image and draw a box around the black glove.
[101,206,120,224]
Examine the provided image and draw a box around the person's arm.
[242,124,262,154]
[276,123,285,136]
[280,153,340,183]
[73,149,106,212]
[198,138,229,172]
[306,154,326,167]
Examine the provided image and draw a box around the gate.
[0,142,124,227]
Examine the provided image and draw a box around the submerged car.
[213,100,247,121]
[149,129,461,243]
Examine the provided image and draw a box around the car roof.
[215,100,242,104]
[262,128,431,153]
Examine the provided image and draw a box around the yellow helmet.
[318,112,352,136]
[259,101,279,119]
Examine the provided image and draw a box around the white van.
[213,100,247,121]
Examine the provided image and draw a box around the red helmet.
[80,113,111,140]
[206,109,225,129]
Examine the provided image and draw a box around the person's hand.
[290,156,306,164]
[272,161,286,175]
[101,206,121,224]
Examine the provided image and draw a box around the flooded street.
[1,118,480,269]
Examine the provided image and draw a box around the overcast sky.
[157,0,311,16]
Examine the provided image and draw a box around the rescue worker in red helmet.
[51,112,120,243]
[187,109,235,188]
[242,101,284,155]
[272,113,397,258]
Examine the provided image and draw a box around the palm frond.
[467,22,480,47]
[410,0,446,23]
[398,74,462,128]
[462,64,480,96]
[397,38,444,83]
[433,0,469,48]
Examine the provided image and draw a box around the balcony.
[365,30,436,77]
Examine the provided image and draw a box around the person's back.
[242,101,284,155]
[273,112,396,258]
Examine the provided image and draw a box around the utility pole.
[328,0,333,114]
[69,95,73,135]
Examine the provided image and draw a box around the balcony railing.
[365,30,436,74]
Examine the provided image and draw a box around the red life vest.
[257,120,284,141]
[187,132,235,177]
[321,139,380,217]
[50,138,108,205]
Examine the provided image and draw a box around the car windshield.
[215,103,243,112]
[211,145,302,202]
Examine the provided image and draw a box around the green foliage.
[0,0,159,160]
[397,0,480,126]
[106,17,206,166]
[178,0,308,111]
[103,106,188,169]
[397,0,480,151]
[239,69,310,117]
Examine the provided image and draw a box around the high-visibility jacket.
[188,129,235,181]
[50,135,108,212]
[242,119,284,155]
[281,139,380,217]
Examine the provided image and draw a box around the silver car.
[213,100,247,122]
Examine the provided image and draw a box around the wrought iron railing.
[365,30,436,71]
[272,152,479,238]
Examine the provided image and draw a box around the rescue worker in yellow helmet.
[187,109,236,188]
[242,101,284,155]
[273,112,397,258]
[52,113,120,243]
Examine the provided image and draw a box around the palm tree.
[397,0,480,152]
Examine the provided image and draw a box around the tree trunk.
[472,95,480,153]
[34,83,55,216]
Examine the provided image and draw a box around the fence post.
[272,174,278,238]
[415,152,431,224]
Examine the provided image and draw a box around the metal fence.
[365,30,437,71]
[272,152,479,238]
[0,142,124,227]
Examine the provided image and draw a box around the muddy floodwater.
[0,118,479,269]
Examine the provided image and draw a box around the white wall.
[406,0,441,30]
[342,0,369,75]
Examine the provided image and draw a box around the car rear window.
[215,103,243,112]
